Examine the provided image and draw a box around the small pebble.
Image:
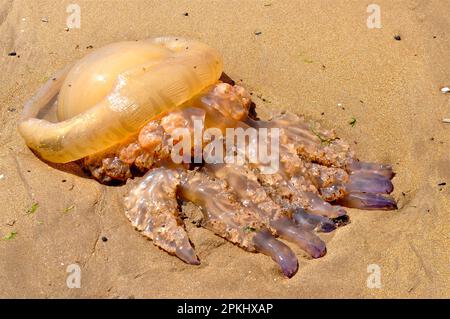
[7,106,16,112]
[101,236,108,242]
[64,27,70,32]
[394,35,401,41]
[183,12,189,16]
[8,51,17,56]
[41,17,48,23]
[440,87,450,94]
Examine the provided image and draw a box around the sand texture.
[0,0,449,298]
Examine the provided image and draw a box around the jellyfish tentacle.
[178,169,268,249]
[347,161,394,179]
[345,172,394,194]
[204,163,328,258]
[270,217,326,258]
[253,230,299,278]
[177,169,299,276]
[246,111,398,212]
[247,112,354,168]
[336,192,397,210]
[240,115,350,217]
[291,208,336,233]
[124,167,199,265]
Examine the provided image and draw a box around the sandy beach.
[0,0,449,298]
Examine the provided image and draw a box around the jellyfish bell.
[18,37,223,163]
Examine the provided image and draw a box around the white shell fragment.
[440,87,450,94]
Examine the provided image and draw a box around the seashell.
[18,37,223,163]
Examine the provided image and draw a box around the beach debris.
[440,87,450,94]
[311,127,337,145]
[253,93,271,103]
[254,31,262,36]
[298,52,313,64]
[394,35,401,41]
[443,118,450,123]
[26,202,39,215]
[39,75,51,83]
[183,12,189,16]
[86,45,94,49]
[101,236,108,242]
[6,220,16,227]
[3,231,17,240]
[438,182,448,192]
[41,17,49,23]
[63,205,75,213]
[64,27,70,32]
[338,103,346,110]
[8,51,17,56]
[0,174,4,180]
[349,117,357,127]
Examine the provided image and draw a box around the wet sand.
[0,0,448,298]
